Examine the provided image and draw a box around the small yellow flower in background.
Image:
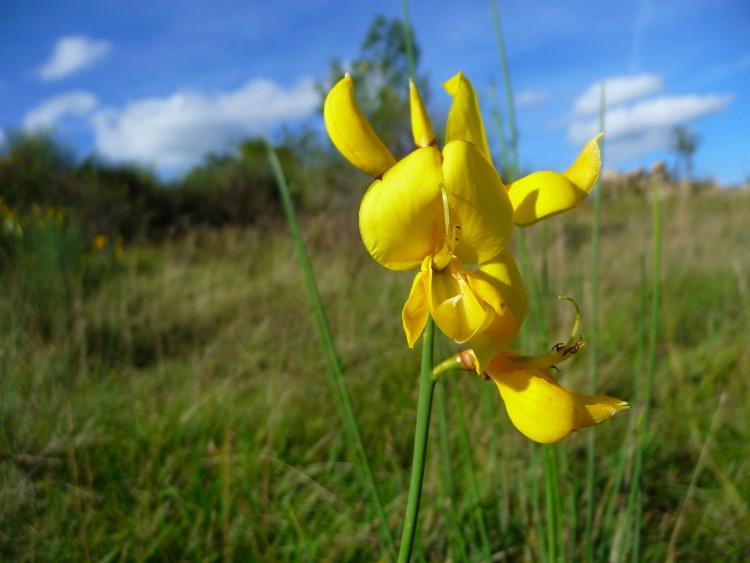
[0,198,23,239]
[93,234,108,251]
[325,72,603,370]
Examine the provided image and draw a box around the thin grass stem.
[267,146,397,559]
[453,384,492,558]
[489,0,519,177]
[629,174,662,562]
[436,377,469,559]
[585,81,606,561]
[529,444,549,562]
[400,0,416,84]
[666,392,728,562]
[542,445,558,563]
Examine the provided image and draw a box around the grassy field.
[2,184,750,561]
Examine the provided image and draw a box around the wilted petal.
[410,79,435,148]
[486,355,628,444]
[442,140,514,265]
[359,147,444,271]
[443,72,492,163]
[507,134,603,227]
[430,258,495,344]
[324,74,397,178]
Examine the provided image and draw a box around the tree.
[671,125,700,181]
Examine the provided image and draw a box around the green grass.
[2,187,750,561]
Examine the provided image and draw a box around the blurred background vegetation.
[1,15,749,562]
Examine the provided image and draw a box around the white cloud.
[516,90,548,109]
[90,78,319,169]
[38,36,111,81]
[24,91,98,129]
[568,92,733,163]
[573,74,663,115]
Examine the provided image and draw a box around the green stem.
[267,146,397,559]
[631,172,662,562]
[400,0,417,84]
[585,80,606,561]
[542,445,560,563]
[436,377,467,558]
[398,316,436,562]
[490,0,519,177]
[453,385,492,558]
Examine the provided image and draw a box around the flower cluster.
[324,72,626,443]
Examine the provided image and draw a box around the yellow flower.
[458,324,627,444]
[324,72,602,361]
[485,353,628,443]
[93,234,108,251]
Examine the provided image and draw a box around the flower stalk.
[398,316,436,562]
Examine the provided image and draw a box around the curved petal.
[564,133,603,193]
[429,258,495,343]
[410,79,435,148]
[473,248,528,334]
[486,355,628,444]
[463,249,528,372]
[359,147,444,271]
[507,171,584,227]
[324,74,397,178]
[507,134,603,227]
[443,72,492,164]
[402,257,431,347]
[442,140,514,264]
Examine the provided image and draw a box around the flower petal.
[463,249,528,372]
[429,258,495,343]
[410,79,435,148]
[507,134,603,227]
[486,355,628,444]
[473,248,528,335]
[324,74,397,178]
[442,140,514,264]
[443,72,492,164]
[564,133,603,193]
[402,258,431,347]
[359,147,444,271]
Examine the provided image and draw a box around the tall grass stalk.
[629,175,662,561]
[436,377,467,557]
[453,384,492,558]
[489,0,519,176]
[666,391,727,562]
[400,0,417,86]
[602,261,648,562]
[585,81,606,560]
[542,445,561,562]
[490,4,558,560]
[267,146,396,558]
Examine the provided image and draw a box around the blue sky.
[1,0,748,184]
